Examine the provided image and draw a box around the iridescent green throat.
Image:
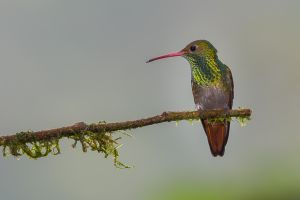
[183,54,224,86]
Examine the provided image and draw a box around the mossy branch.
[0,108,251,168]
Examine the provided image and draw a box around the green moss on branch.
[0,108,251,168]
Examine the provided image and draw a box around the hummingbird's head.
[146,40,217,63]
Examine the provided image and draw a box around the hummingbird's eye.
[190,45,197,52]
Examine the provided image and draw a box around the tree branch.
[0,109,251,168]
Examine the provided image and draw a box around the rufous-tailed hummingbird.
[147,40,234,156]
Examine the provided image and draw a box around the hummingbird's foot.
[195,104,203,110]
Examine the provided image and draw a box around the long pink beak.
[146,51,185,63]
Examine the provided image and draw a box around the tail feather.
[201,119,230,157]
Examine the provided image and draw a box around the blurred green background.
[0,1,300,200]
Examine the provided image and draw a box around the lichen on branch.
[0,108,251,168]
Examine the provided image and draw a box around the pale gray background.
[0,1,299,200]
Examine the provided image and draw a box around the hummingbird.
[146,40,234,156]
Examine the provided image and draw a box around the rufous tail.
[201,119,230,157]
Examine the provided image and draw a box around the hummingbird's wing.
[224,65,234,109]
